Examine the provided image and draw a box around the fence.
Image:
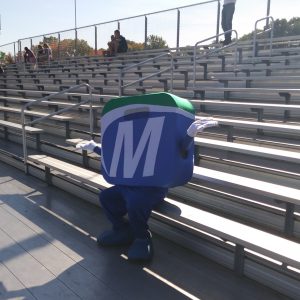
[0,1,220,61]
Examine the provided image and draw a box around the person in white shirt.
[221,0,236,45]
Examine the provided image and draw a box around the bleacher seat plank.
[28,154,111,189]
[157,197,300,269]
[27,154,300,273]
[0,120,43,133]
[192,100,300,111]
[195,137,300,164]
[193,166,300,205]
[0,95,102,110]
[0,106,72,121]
[212,117,300,134]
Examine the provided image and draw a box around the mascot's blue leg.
[124,186,167,261]
[98,185,134,246]
[98,185,167,261]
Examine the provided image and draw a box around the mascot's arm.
[76,140,102,155]
[181,118,218,151]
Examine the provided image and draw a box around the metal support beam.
[144,16,148,49]
[57,33,61,60]
[234,244,245,275]
[176,9,180,50]
[94,26,98,55]
[75,29,78,56]
[216,0,221,43]
[266,0,271,27]
[284,203,295,236]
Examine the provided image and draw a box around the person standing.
[221,0,236,45]
[37,44,45,63]
[113,29,128,54]
[23,47,37,64]
[43,43,53,61]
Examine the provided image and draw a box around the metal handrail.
[253,16,274,59]
[0,1,220,58]
[118,52,174,96]
[21,83,93,173]
[193,30,238,87]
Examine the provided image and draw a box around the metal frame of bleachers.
[1,33,300,298]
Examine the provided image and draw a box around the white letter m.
[109,116,165,178]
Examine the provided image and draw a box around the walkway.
[0,161,290,300]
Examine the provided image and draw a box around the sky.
[0,0,299,54]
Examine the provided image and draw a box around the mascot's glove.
[76,140,99,152]
[187,118,218,137]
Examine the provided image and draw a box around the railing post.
[21,84,96,175]
[58,33,61,61]
[144,16,148,49]
[216,0,221,43]
[18,40,22,65]
[30,39,33,50]
[117,21,120,30]
[94,26,98,55]
[75,29,78,56]
[21,107,28,174]
[176,9,180,50]
[13,42,16,63]
[88,85,94,136]
[193,43,197,87]
[266,0,271,27]
[170,54,174,93]
[253,16,274,60]
[118,70,123,96]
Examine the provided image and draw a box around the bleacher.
[1,35,300,299]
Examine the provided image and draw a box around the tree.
[126,40,144,51]
[239,17,300,41]
[145,35,168,49]
[4,53,14,64]
[32,37,94,58]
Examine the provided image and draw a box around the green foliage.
[145,35,168,49]
[43,36,58,44]
[4,53,14,64]
[126,40,144,51]
[240,17,300,41]
[32,37,94,58]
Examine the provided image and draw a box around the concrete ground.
[0,160,291,300]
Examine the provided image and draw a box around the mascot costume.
[76,92,217,261]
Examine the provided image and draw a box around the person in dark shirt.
[23,47,36,64]
[37,45,46,63]
[113,29,128,54]
[105,35,116,56]
[221,0,236,45]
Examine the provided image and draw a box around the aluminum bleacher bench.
[0,120,43,150]
[0,106,72,138]
[209,74,300,89]
[189,86,300,102]
[194,115,300,141]
[0,88,103,102]
[235,63,300,77]
[194,137,300,165]
[0,95,101,108]
[66,136,300,237]
[191,100,300,122]
[26,153,300,298]
[191,165,300,236]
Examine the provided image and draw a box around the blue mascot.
[76,92,217,261]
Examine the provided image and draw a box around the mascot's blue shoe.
[97,226,134,246]
[127,232,153,261]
